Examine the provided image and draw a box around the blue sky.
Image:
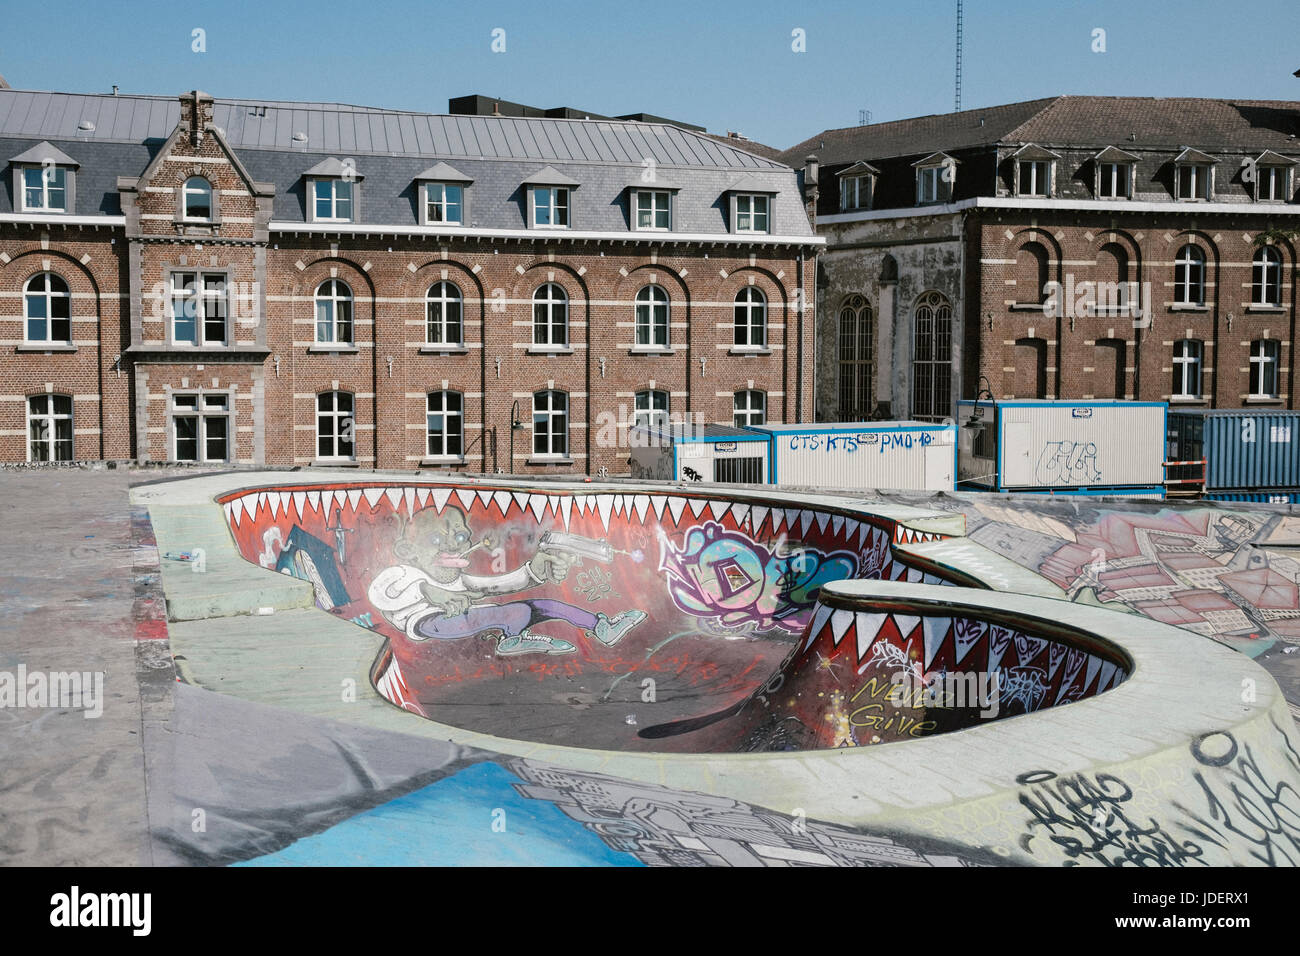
[4,0,1298,149]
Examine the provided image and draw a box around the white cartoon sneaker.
[591,610,647,647]
[496,631,576,657]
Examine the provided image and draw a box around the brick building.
[783,96,1300,421]
[0,87,818,472]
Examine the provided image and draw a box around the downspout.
[796,246,805,422]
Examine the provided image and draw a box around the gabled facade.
[0,87,820,471]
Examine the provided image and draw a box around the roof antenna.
[954,0,963,112]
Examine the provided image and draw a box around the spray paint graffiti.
[658,521,857,633]
[1034,440,1102,486]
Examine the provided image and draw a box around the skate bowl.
[214,480,1130,752]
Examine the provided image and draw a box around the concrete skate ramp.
[219,482,1127,752]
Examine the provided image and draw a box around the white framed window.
[532,283,568,347]
[732,389,766,427]
[170,273,228,346]
[733,194,769,233]
[1172,339,1203,399]
[1250,339,1280,398]
[840,175,872,211]
[317,391,355,460]
[1097,162,1133,199]
[635,285,669,348]
[172,392,230,462]
[426,281,463,345]
[633,390,670,428]
[426,391,464,458]
[312,178,354,221]
[182,177,213,220]
[22,166,67,212]
[916,165,949,204]
[733,287,767,348]
[1173,245,1206,306]
[24,273,71,343]
[1017,160,1051,197]
[634,190,671,230]
[1176,164,1212,201]
[27,393,73,462]
[532,390,568,457]
[1252,247,1283,306]
[1257,165,1290,202]
[315,279,354,344]
[531,187,569,228]
[424,183,464,224]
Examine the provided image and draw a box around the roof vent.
[112,86,119,96]
[78,119,95,131]
[291,131,308,143]
[979,117,984,126]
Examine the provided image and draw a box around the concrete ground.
[1,467,1297,867]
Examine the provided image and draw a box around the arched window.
[315,280,353,344]
[532,390,568,457]
[1013,337,1047,399]
[182,177,213,220]
[837,295,873,419]
[1093,338,1126,400]
[316,391,355,460]
[633,389,670,428]
[24,273,71,343]
[1250,339,1281,398]
[1016,241,1050,304]
[733,389,766,427]
[1174,244,1206,306]
[426,391,464,458]
[426,282,463,346]
[1096,242,1131,314]
[533,283,568,347]
[1252,247,1282,307]
[734,287,766,348]
[635,285,669,348]
[27,393,73,462]
[911,292,953,421]
[879,255,899,283]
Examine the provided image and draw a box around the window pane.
[205,417,228,461]
[176,417,198,461]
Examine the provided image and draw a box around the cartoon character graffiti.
[367,505,646,657]
[659,522,857,633]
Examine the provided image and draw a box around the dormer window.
[522,167,580,230]
[837,162,878,212]
[734,194,769,232]
[305,158,362,223]
[1012,146,1060,198]
[415,163,473,226]
[913,152,956,205]
[313,178,353,221]
[1251,152,1295,203]
[635,190,672,230]
[10,142,80,214]
[1098,163,1131,198]
[1174,148,1217,201]
[532,187,569,227]
[182,177,213,220]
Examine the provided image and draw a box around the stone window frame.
[168,389,234,464]
[168,269,232,347]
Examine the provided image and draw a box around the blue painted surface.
[235,761,644,867]
[1168,409,1300,492]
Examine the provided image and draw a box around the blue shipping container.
[1167,410,1300,491]
[1205,491,1300,504]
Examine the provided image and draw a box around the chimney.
[803,154,820,227]
[112,85,119,96]
[178,89,215,145]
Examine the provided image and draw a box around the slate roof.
[779,96,1300,167]
[0,87,812,237]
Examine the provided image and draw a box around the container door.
[924,444,953,491]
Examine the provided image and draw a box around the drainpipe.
[796,246,805,423]
[798,154,819,425]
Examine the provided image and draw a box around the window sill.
[1009,303,1046,312]
[313,459,360,468]
[1169,396,1208,405]
[420,456,466,467]
[308,345,360,354]
[732,230,772,237]
[729,346,771,356]
[629,346,674,356]
[419,345,469,355]
[16,343,76,353]
[527,456,573,466]
[526,345,574,355]
[1245,305,1285,313]
[633,227,672,234]
[1244,396,1283,405]
[1169,304,1209,312]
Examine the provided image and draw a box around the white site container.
[747,421,956,492]
[956,399,1167,494]
[628,423,770,483]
